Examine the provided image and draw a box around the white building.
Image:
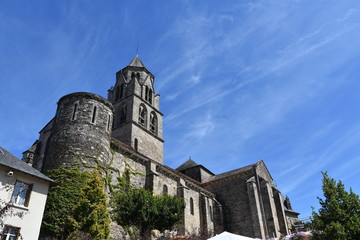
[0,146,53,240]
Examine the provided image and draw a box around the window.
[91,106,97,124]
[190,197,194,215]
[107,114,111,131]
[134,138,138,151]
[150,112,157,134]
[131,72,136,81]
[144,86,153,104]
[71,102,78,121]
[115,86,120,100]
[119,84,124,99]
[145,86,149,101]
[138,105,147,127]
[120,104,127,124]
[163,185,168,196]
[148,89,153,104]
[2,225,20,240]
[209,205,213,221]
[11,181,32,207]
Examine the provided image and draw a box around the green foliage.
[70,170,110,239]
[111,188,185,239]
[311,172,360,240]
[41,165,91,239]
[41,166,110,240]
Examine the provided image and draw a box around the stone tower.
[108,55,164,164]
[42,92,114,171]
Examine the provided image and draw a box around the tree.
[311,172,360,240]
[0,184,26,228]
[111,188,185,239]
[70,170,110,239]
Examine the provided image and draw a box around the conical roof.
[128,55,146,68]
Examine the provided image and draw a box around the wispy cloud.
[282,124,360,193]
[184,113,215,140]
[161,4,360,124]
[187,74,202,85]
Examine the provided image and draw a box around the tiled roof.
[0,146,53,182]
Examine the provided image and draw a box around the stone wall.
[31,119,54,171]
[42,92,114,171]
[182,185,201,235]
[203,171,256,237]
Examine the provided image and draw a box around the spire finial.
[136,42,139,56]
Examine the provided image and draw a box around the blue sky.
[1,0,360,218]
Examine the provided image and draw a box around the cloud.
[337,8,358,22]
[282,124,360,193]
[165,93,180,101]
[161,4,360,124]
[184,113,215,140]
[187,74,201,85]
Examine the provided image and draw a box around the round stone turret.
[43,92,114,171]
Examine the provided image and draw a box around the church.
[22,55,299,239]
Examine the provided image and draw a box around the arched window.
[163,185,168,196]
[145,86,149,101]
[148,89,153,104]
[190,197,194,215]
[138,105,147,127]
[144,85,153,104]
[120,103,127,124]
[131,72,135,81]
[150,112,157,134]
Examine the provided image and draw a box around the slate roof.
[202,162,255,183]
[128,55,146,68]
[176,159,199,172]
[0,146,53,182]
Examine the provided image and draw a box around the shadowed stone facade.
[23,56,299,239]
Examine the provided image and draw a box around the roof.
[0,146,53,182]
[128,55,146,68]
[176,159,199,172]
[202,163,255,183]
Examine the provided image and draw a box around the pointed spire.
[128,55,146,68]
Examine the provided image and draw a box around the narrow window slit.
[71,103,78,120]
[134,138,138,151]
[91,106,97,123]
[107,114,111,131]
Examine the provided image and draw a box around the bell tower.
[108,55,164,164]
